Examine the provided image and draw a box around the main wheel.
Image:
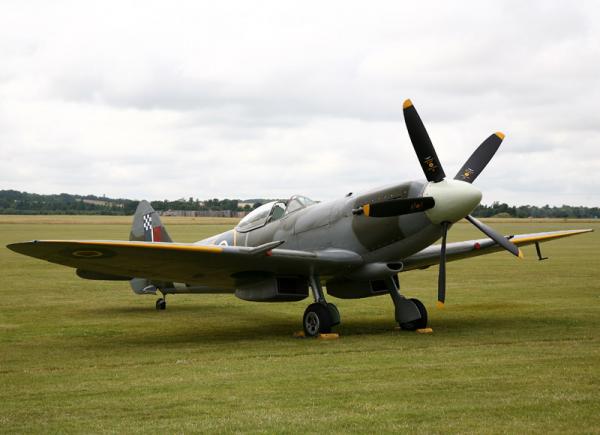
[155,298,166,310]
[303,303,333,337]
[399,298,427,331]
[327,303,341,326]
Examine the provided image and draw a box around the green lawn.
[1,217,598,433]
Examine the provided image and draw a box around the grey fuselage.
[198,180,443,277]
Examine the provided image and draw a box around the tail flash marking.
[152,226,162,242]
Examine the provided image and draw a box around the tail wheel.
[155,298,166,310]
[399,298,427,331]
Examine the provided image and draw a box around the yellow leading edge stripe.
[512,229,593,245]
[41,240,224,253]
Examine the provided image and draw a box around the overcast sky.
[1,1,599,206]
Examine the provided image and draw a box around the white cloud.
[0,0,599,206]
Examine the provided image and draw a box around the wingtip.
[495,131,505,140]
[6,242,26,253]
[403,99,413,109]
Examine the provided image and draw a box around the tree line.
[0,190,597,218]
[0,190,265,215]
[472,202,599,219]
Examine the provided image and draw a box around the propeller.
[437,221,449,308]
[454,133,504,183]
[403,99,446,182]
[401,99,522,307]
[465,215,522,258]
[352,196,435,218]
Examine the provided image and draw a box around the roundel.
[72,250,104,258]
[67,247,116,259]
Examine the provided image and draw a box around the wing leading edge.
[402,228,593,271]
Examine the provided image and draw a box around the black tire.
[155,298,166,310]
[303,303,333,337]
[327,303,341,326]
[399,298,427,331]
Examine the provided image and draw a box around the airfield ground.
[1,216,598,433]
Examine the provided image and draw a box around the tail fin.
[129,200,173,243]
[129,201,172,295]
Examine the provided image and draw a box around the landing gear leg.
[302,275,340,337]
[387,276,427,331]
[155,290,167,310]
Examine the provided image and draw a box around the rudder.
[129,200,173,243]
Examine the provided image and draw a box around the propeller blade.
[437,221,449,308]
[353,196,435,217]
[454,132,505,183]
[465,215,523,258]
[403,99,446,182]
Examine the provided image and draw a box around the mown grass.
[1,217,599,433]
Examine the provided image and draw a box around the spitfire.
[7,99,593,337]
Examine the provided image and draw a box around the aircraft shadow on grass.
[77,303,580,346]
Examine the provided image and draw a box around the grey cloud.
[0,0,599,206]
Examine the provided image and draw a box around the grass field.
[1,216,599,433]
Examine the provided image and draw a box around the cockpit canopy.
[236,195,316,232]
[285,195,316,214]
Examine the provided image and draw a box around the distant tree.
[1,190,598,218]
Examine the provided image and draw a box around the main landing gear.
[302,275,340,337]
[301,274,428,336]
[387,276,427,330]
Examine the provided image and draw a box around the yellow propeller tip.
[363,204,371,216]
[403,99,413,109]
[436,301,445,309]
[518,249,524,259]
[495,131,505,140]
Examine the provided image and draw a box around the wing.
[7,240,363,288]
[402,229,593,271]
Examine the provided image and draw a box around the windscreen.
[236,202,276,232]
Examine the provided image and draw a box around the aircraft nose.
[423,179,482,224]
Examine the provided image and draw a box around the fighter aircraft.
[7,99,592,337]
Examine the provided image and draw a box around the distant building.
[159,210,246,218]
[81,199,123,208]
